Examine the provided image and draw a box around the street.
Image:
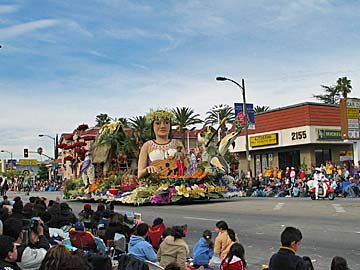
[7,192,360,270]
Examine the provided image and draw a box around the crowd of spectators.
[232,162,360,198]
[0,176,63,194]
[0,195,353,270]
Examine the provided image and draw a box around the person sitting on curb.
[128,223,157,262]
[268,226,306,270]
[148,217,166,250]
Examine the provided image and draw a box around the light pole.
[1,150,13,169]
[216,76,251,177]
[38,134,58,159]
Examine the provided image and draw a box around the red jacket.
[221,255,245,270]
[148,223,165,248]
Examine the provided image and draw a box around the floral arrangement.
[56,143,67,149]
[72,141,87,147]
[63,155,74,161]
[77,123,89,131]
[147,109,174,122]
[96,121,121,143]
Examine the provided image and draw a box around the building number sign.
[291,131,307,140]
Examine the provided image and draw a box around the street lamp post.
[1,150,13,169]
[38,134,58,159]
[216,76,251,177]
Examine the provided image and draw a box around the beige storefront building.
[231,102,353,175]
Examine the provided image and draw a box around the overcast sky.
[1,0,360,160]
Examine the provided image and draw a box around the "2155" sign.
[291,131,307,140]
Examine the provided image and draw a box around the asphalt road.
[7,192,360,270]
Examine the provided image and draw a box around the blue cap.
[74,221,84,231]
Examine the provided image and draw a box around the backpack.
[118,254,149,270]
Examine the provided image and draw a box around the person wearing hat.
[69,221,97,251]
[313,168,323,200]
[78,204,95,230]
[58,203,77,228]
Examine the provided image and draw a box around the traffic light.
[24,148,29,158]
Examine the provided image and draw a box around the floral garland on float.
[63,110,245,205]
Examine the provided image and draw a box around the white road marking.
[273,202,284,211]
[183,216,219,221]
[332,204,346,213]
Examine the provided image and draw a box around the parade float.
[63,110,244,205]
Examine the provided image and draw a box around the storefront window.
[278,150,300,171]
[315,149,331,167]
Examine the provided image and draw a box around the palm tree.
[205,104,234,126]
[129,116,152,147]
[336,77,352,98]
[313,85,340,104]
[254,105,270,113]
[118,117,129,128]
[171,107,203,145]
[205,104,234,141]
[95,113,111,127]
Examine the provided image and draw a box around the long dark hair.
[331,256,350,270]
[215,220,228,231]
[171,226,185,240]
[216,221,236,242]
[221,243,247,269]
[202,229,213,248]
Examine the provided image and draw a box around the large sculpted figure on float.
[79,152,95,186]
[137,110,186,178]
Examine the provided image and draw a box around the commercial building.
[231,102,354,174]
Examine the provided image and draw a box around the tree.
[171,107,203,145]
[95,113,112,127]
[205,104,234,141]
[205,104,234,127]
[37,163,49,180]
[336,76,352,98]
[254,105,270,113]
[129,116,152,147]
[313,77,353,104]
[313,85,340,104]
[118,117,129,128]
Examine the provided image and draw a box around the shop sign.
[347,108,359,119]
[19,159,38,166]
[250,133,278,147]
[347,99,360,108]
[317,129,342,140]
[348,119,359,129]
[340,150,353,161]
[340,98,360,139]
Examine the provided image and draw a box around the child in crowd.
[268,227,306,270]
[331,256,350,270]
[192,230,214,270]
[220,243,247,270]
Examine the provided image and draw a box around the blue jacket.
[128,235,157,262]
[192,237,214,266]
